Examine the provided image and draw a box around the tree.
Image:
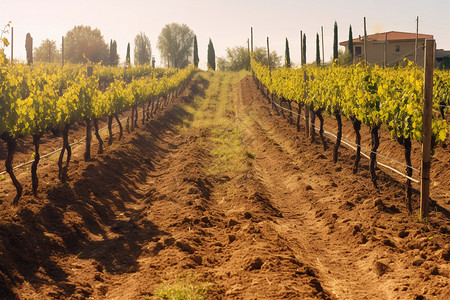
[217,46,249,71]
[64,25,108,64]
[316,33,320,66]
[134,32,151,65]
[34,39,60,63]
[126,42,131,65]
[157,23,195,68]
[109,40,119,66]
[285,38,291,68]
[348,25,354,62]
[207,38,215,70]
[302,34,306,65]
[193,35,199,67]
[333,21,339,61]
[25,33,33,65]
[218,46,281,71]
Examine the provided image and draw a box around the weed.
[155,274,212,300]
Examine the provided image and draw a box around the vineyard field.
[0,71,448,299]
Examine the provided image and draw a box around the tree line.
[27,23,213,68]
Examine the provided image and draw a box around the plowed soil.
[0,71,449,299]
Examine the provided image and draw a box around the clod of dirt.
[430,266,440,276]
[227,218,239,228]
[352,225,361,236]
[373,199,384,208]
[373,261,389,276]
[398,230,409,238]
[175,240,196,254]
[190,255,203,265]
[412,257,424,266]
[245,257,264,271]
[305,185,313,191]
[435,249,450,261]
[382,238,396,248]
[243,212,252,219]
[228,234,236,243]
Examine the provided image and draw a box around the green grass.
[154,274,212,300]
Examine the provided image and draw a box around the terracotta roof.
[339,31,433,45]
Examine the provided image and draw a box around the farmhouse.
[340,31,433,67]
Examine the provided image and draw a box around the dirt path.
[1,71,449,299]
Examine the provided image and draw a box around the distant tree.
[253,47,282,69]
[109,40,119,66]
[25,33,33,65]
[34,39,60,63]
[218,46,281,71]
[302,34,306,65]
[193,35,199,67]
[64,25,108,64]
[316,33,320,66]
[207,38,215,70]
[134,32,151,65]
[285,38,291,68]
[217,46,249,71]
[348,25,354,62]
[157,23,195,68]
[126,42,131,65]
[333,21,339,62]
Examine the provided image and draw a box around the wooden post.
[304,71,309,138]
[300,30,303,67]
[247,38,250,70]
[321,26,325,66]
[10,27,13,64]
[420,39,435,220]
[62,36,64,67]
[267,37,270,71]
[363,17,367,65]
[384,32,387,67]
[251,27,253,52]
[415,16,419,64]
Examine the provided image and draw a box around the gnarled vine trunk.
[316,109,327,150]
[84,119,92,161]
[333,112,342,163]
[31,133,43,196]
[107,115,114,145]
[58,124,71,183]
[93,119,103,154]
[351,116,362,174]
[114,114,123,140]
[1,133,22,206]
[370,125,380,188]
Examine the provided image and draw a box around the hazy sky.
[1,0,450,68]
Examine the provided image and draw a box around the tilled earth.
[0,71,449,299]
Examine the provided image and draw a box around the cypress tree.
[126,42,131,65]
[109,40,119,66]
[316,33,320,66]
[207,38,215,70]
[193,35,199,67]
[333,21,338,61]
[348,25,354,62]
[302,34,306,65]
[285,38,291,68]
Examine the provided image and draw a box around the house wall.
[349,39,426,67]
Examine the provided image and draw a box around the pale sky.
[1,0,450,69]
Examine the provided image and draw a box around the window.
[355,46,362,56]
[395,45,400,52]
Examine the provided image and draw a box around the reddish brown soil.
[0,72,449,299]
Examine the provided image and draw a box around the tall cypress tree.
[316,33,320,66]
[285,38,291,68]
[126,42,131,65]
[193,35,199,67]
[109,40,119,66]
[302,34,306,66]
[333,21,338,61]
[348,25,354,62]
[207,38,215,70]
